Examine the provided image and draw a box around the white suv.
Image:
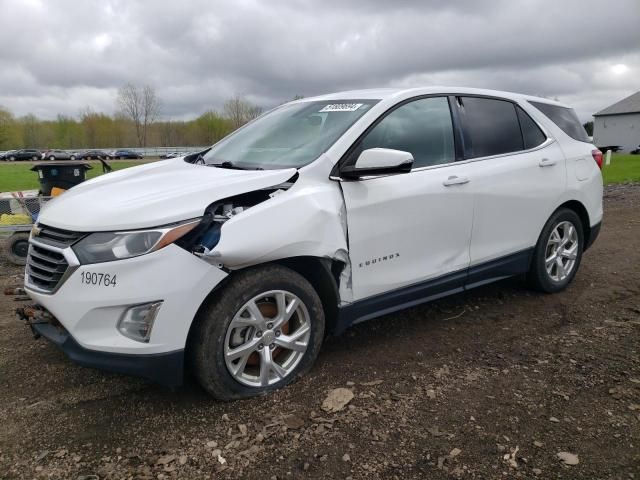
[23,87,603,399]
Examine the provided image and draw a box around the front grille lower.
[27,244,70,292]
[26,224,84,293]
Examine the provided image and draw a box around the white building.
[593,90,640,152]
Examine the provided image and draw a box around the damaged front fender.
[204,175,351,300]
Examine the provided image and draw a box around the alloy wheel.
[544,220,579,282]
[224,290,311,387]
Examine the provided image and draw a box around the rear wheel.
[32,156,38,161]
[5,233,29,266]
[190,265,325,400]
[528,208,584,293]
[8,156,15,162]
[49,155,55,161]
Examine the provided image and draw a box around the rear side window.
[359,96,455,168]
[458,97,523,159]
[516,106,546,149]
[529,101,589,142]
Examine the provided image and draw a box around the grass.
[0,160,149,192]
[1,154,639,192]
[601,154,640,184]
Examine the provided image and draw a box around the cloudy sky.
[0,0,638,122]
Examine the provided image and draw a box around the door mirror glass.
[341,148,413,179]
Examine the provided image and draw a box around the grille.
[34,224,85,247]
[26,244,69,292]
[26,224,84,293]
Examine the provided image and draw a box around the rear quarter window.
[529,101,589,143]
[516,106,546,149]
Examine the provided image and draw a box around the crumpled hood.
[38,159,297,231]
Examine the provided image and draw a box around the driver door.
[338,96,474,301]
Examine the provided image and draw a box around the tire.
[32,156,38,161]
[6,233,30,266]
[9,156,15,162]
[190,264,325,400]
[49,155,55,161]
[70,155,76,160]
[528,208,584,293]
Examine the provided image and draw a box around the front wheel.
[49,155,55,161]
[528,208,584,293]
[190,265,325,400]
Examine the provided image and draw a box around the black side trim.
[584,221,601,251]
[334,248,533,334]
[466,248,533,289]
[32,322,183,387]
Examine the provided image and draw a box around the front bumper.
[25,243,227,356]
[31,319,184,386]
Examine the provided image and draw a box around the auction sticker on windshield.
[319,103,363,112]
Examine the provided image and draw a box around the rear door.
[339,96,474,300]
[452,96,566,284]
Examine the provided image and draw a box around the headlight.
[72,219,200,264]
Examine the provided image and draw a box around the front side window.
[201,100,378,170]
[458,97,523,159]
[529,101,589,143]
[356,97,455,168]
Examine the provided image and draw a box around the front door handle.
[539,158,557,167]
[443,175,470,186]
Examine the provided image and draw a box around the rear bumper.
[585,221,602,251]
[32,321,184,387]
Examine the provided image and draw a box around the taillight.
[592,149,603,169]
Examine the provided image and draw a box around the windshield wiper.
[209,161,263,171]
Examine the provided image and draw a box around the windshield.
[202,100,378,169]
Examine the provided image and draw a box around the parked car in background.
[42,149,77,161]
[1,149,42,161]
[0,150,17,161]
[110,149,143,160]
[76,150,110,160]
[162,151,187,159]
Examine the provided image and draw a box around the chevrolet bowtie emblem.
[31,224,41,237]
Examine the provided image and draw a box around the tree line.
[0,84,266,151]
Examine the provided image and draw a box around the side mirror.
[341,148,413,179]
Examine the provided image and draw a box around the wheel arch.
[272,256,342,335]
[186,255,343,355]
[556,199,592,249]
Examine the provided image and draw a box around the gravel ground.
[1,185,639,479]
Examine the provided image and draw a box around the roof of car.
[298,86,570,108]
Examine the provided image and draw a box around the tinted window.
[458,97,523,158]
[529,101,589,142]
[359,97,455,168]
[516,106,546,149]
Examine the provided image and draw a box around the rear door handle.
[443,175,470,186]
[539,158,557,167]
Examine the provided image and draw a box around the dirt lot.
[1,185,639,480]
